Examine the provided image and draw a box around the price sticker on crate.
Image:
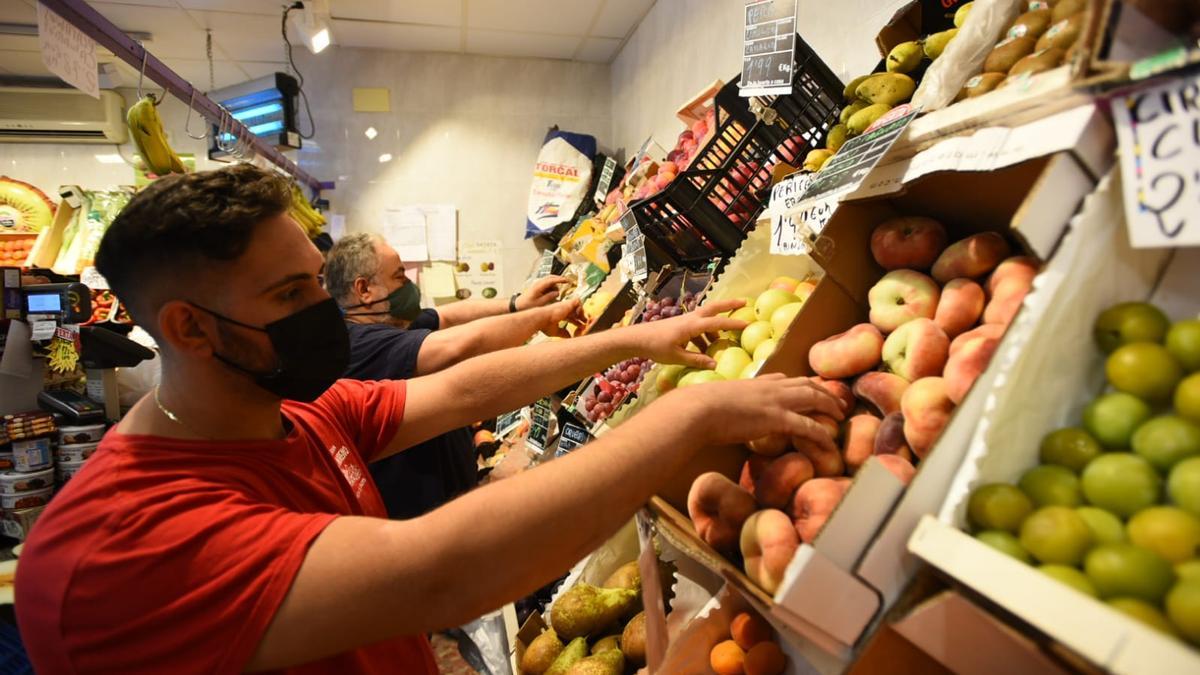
[1113,73,1200,248]
[768,172,835,255]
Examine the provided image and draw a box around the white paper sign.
[382,207,429,262]
[768,172,836,256]
[422,204,457,261]
[455,240,504,300]
[79,266,109,290]
[1113,74,1200,248]
[37,3,99,99]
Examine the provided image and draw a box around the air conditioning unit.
[0,87,128,144]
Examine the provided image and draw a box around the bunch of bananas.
[289,182,326,238]
[127,95,186,176]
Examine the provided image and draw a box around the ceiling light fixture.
[378,153,393,163]
[364,126,377,140]
[289,2,332,55]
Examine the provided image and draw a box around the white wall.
[293,48,612,295]
[610,0,911,154]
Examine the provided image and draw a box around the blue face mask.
[341,282,422,321]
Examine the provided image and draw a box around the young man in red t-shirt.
[15,165,842,674]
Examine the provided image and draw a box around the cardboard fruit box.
[848,106,1113,607]
[908,171,1200,673]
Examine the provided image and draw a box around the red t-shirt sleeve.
[48,479,337,674]
[311,379,407,462]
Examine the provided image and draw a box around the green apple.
[1107,598,1178,636]
[1019,505,1093,565]
[1076,506,1127,546]
[1127,506,1200,564]
[1167,580,1200,644]
[967,483,1034,533]
[740,360,763,380]
[1177,560,1200,583]
[677,369,726,388]
[723,306,758,341]
[975,530,1032,564]
[1178,373,1200,424]
[1107,342,1183,401]
[1019,465,1083,507]
[1039,564,1099,597]
[655,364,688,394]
[1083,392,1153,449]
[1132,415,1200,471]
[770,302,804,338]
[1169,456,1200,517]
[740,321,774,355]
[706,338,739,359]
[1167,319,1200,372]
[1085,543,1175,602]
[752,339,777,363]
[1093,301,1169,353]
[754,289,799,322]
[1081,453,1162,518]
[1039,427,1102,473]
[715,347,753,381]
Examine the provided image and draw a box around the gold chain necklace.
[154,386,206,438]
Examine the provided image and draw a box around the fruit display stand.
[907,171,1200,672]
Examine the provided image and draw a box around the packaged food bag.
[525,128,596,239]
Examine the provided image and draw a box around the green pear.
[521,628,565,675]
[545,637,588,675]
[551,584,639,640]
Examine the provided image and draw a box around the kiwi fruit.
[1052,0,1085,22]
[984,36,1037,73]
[1008,9,1053,39]
[0,177,56,233]
[1037,14,1083,51]
[1008,47,1067,78]
[956,72,1006,101]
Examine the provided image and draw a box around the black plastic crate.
[630,34,843,268]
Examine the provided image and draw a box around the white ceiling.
[0,0,655,89]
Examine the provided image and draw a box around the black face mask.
[192,297,350,402]
[340,281,423,321]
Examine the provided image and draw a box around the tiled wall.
[292,48,613,295]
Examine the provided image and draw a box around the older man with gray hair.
[324,232,576,519]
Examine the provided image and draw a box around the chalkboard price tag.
[800,107,919,203]
[593,156,619,207]
[740,0,798,97]
[554,421,592,457]
[526,397,555,454]
[1113,73,1200,248]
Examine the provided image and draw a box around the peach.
[869,216,948,271]
[852,372,910,416]
[944,333,1000,404]
[740,456,768,496]
[874,412,914,460]
[755,452,815,509]
[810,377,856,413]
[868,270,940,333]
[747,435,789,457]
[740,509,800,593]
[882,318,950,382]
[689,472,760,554]
[983,275,1033,326]
[842,414,882,473]
[744,641,787,675]
[934,278,985,338]
[986,256,1039,295]
[900,377,955,459]
[808,323,884,379]
[710,640,746,675]
[874,454,917,485]
[791,478,852,544]
[949,323,1005,357]
[795,280,818,302]
[792,437,844,478]
[931,232,1011,283]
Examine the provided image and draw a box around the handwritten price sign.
[1113,74,1200,248]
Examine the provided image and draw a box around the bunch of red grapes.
[583,357,650,422]
[641,292,697,321]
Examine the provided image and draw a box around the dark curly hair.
[95,164,293,331]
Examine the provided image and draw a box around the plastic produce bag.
[525,128,596,239]
[911,0,1025,112]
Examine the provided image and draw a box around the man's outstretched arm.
[248,374,842,671]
